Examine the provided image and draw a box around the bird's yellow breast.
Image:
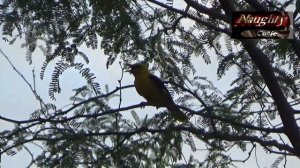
[134,74,167,107]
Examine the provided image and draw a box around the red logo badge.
[232,11,293,39]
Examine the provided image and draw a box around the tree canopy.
[1,0,300,167]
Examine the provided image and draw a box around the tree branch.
[184,0,228,23]
[242,0,300,60]
[1,125,296,155]
[289,40,300,60]
[244,0,267,11]
[219,0,300,155]
[146,0,230,35]
[180,105,284,133]
[0,48,46,109]
[242,40,300,154]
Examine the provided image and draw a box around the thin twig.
[0,48,46,109]
[24,145,35,168]
[254,145,261,168]
[231,143,255,163]
[115,62,125,166]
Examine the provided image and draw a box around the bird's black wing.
[148,74,174,101]
[149,74,187,121]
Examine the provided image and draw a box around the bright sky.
[1,1,300,168]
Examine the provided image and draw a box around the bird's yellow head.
[129,64,149,77]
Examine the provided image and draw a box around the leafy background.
[1,0,300,167]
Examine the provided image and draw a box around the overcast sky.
[1,1,300,168]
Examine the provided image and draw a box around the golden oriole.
[129,64,188,122]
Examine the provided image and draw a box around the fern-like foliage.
[49,60,70,100]
[49,61,101,100]
[1,0,300,167]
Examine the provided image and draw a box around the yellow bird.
[129,64,188,122]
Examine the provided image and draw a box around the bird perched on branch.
[128,63,188,122]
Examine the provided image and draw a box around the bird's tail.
[167,105,188,122]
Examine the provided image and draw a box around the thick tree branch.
[218,0,234,20]
[219,0,300,156]
[146,0,230,35]
[242,0,300,60]
[244,0,267,11]
[241,40,300,154]
[184,0,228,23]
